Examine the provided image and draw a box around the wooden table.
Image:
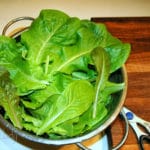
[92,17,150,150]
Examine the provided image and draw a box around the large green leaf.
[79,100,108,129]
[97,25,131,73]
[37,80,94,135]
[46,22,102,76]
[0,36,18,61]
[0,36,48,95]
[22,73,74,109]
[0,71,22,129]
[91,47,110,118]
[21,9,69,65]
[105,43,131,73]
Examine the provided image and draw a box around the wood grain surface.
[91,17,150,150]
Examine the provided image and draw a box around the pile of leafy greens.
[0,9,130,139]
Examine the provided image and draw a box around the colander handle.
[76,109,129,150]
[76,143,92,150]
[112,109,129,150]
[2,16,34,37]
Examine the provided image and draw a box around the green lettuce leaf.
[37,80,94,135]
[91,23,131,73]
[22,72,74,109]
[105,43,131,73]
[21,9,69,65]
[0,71,22,129]
[0,36,48,95]
[91,47,110,118]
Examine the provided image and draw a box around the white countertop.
[0,0,150,33]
